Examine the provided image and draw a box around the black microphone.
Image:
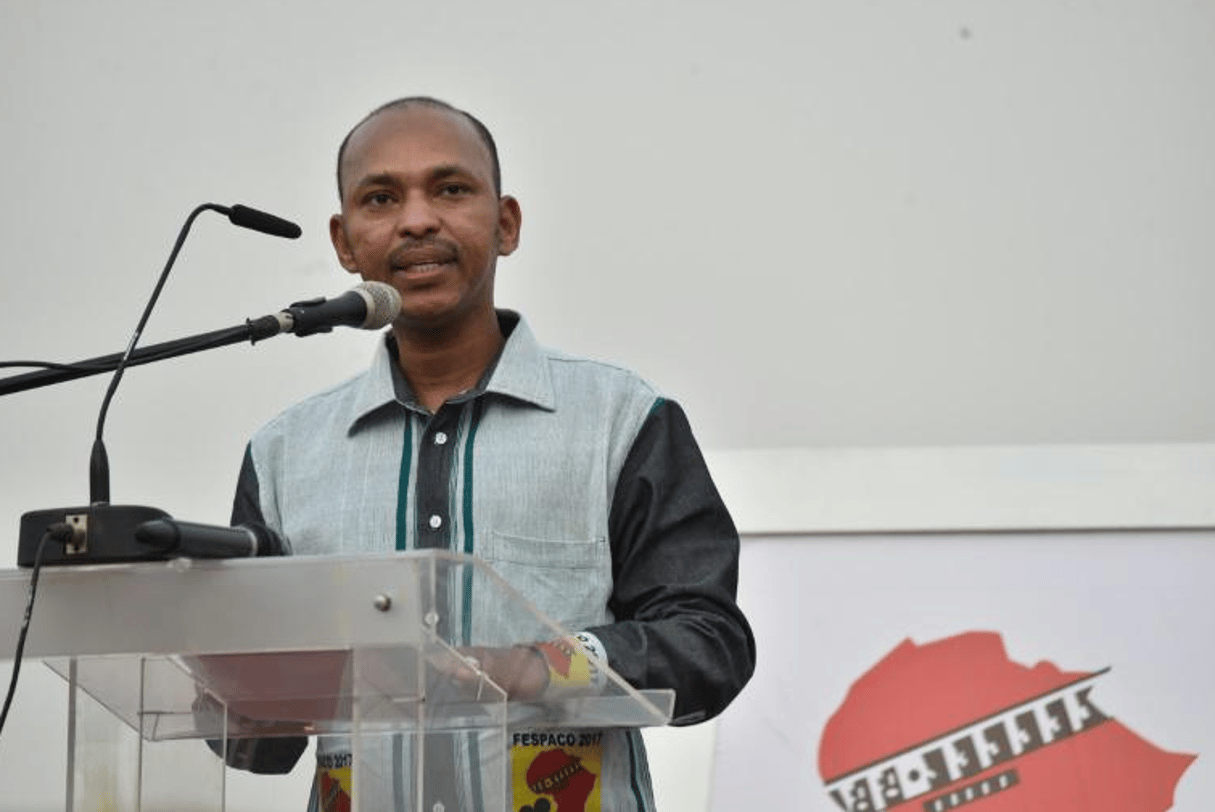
[135,518,289,558]
[89,201,302,505]
[223,204,302,239]
[255,280,402,338]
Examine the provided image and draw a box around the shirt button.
[428,514,443,530]
[434,432,448,445]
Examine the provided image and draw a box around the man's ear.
[497,196,522,257]
[329,214,359,273]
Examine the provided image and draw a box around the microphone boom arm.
[0,316,281,397]
[0,281,399,398]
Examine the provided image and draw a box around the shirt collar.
[347,310,556,432]
[482,310,556,410]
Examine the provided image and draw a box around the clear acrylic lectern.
[0,551,673,811]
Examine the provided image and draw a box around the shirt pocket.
[472,531,612,642]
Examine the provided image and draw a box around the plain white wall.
[1,1,1213,810]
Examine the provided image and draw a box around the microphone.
[89,201,302,505]
[256,280,402,338]
[135,518,289,558]
[222,204,302,239]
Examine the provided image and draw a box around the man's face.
[330,105,521,332]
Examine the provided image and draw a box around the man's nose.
[396,193,440,236]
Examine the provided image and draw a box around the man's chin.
[391,302,492,335]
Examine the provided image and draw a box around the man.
[222,97,755,811]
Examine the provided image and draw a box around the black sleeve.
[230,444,267,527]
[205,732,308,775]
[202,444,309,774]
[587,400,756,725]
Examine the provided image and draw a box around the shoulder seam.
[255,370,366,434]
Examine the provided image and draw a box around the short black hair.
[335,96,502,200]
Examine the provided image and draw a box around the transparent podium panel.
[56,659,225,812]
[1,551,673,811]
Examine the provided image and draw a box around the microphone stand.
[0,317,282,397]
[1,203,306,748]
[4,315,289,565]
[7,201,300,567]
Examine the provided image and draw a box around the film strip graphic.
[823,668,1111,811]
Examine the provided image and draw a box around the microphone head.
[227,204,302,239]
[355,281,402,329]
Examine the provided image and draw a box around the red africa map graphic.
[819,631,1194,811]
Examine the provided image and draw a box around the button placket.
[416,408,458,549]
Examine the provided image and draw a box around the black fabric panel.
[594,400,756,725]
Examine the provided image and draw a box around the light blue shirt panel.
[466,354,662,637]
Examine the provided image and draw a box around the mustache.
[388,236,459,267]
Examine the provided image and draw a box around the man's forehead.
[341,105,492,183]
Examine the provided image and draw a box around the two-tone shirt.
[227,311,755,811]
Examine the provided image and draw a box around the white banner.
[712,531,1213,811]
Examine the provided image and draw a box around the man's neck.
[391,309,505,413]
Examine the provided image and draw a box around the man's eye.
[365,192,394,206]
[439,183,470,196]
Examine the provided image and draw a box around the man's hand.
[453,645,551,700]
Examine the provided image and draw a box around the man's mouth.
[394,259,452,273]
[389,242,458,275]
